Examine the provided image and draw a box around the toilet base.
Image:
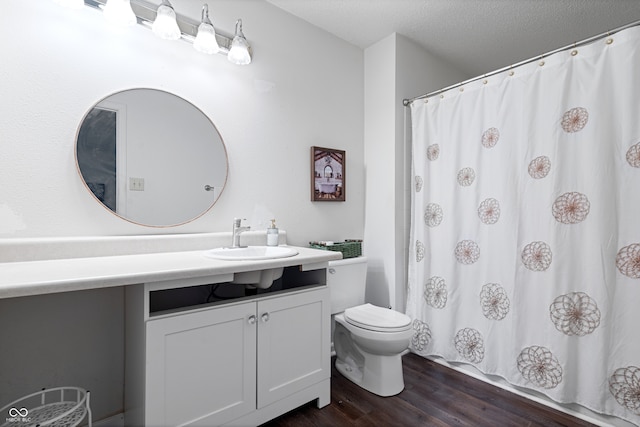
[335,352,405,397]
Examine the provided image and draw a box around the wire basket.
[0,387,91,427]
[309,239,362,259]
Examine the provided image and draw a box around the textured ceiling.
[265,0,640,77]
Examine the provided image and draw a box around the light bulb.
[152,1,181,40]
[194,23,220,54]
[193,4,219,55]
[228,19,251,65]
[103,0,136,27]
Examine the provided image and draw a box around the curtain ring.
[508,65,514,76]
[604,30,614,45]
[538,55,545,67]
[571,42,578,56]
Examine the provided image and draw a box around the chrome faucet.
[231,218,250,248]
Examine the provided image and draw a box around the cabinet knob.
[261,312,270,323]
[247,315,257,325]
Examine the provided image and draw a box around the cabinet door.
[257,287,330,408]
[146,302,257,427]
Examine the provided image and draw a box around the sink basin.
[231,268,284,289]
[204,246,299,261]
[204,246,298,288]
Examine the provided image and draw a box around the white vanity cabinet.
[125,276,331,427]
[145,301,257,426]
[255,288,329,409]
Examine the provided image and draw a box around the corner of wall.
[363,32,470,312]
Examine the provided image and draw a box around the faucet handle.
[233,217,246,227]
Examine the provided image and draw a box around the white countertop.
[0,245,342,299]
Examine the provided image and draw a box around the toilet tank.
[327,257,368,314]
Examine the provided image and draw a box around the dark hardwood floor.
[262,353,597,427]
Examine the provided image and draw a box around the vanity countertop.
[0,245,342,300]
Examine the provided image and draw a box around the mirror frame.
[74,88,228,227]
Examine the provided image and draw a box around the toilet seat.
[344,303,412,332]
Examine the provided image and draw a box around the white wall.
[0,0,363,420]
[363,33,469,310]
[362,35,397,308]
[0,0,364,244]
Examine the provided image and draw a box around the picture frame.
[311,146,345,202]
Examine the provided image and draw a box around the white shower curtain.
[407,25,640,425]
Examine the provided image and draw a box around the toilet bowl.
[327,258,413,397]
[333,304,413,396]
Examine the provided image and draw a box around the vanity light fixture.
[193,4,220,55]
[102,0,136,26]
[228,19,251,65]
[67,0,253,64]
[152,0,181,40]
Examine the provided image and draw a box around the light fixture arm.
[201,3,212,26]
[84,0,240,54]
[235,19,244,38]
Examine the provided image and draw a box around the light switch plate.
[129,177,145,191]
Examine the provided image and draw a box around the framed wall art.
[311,146,345,202]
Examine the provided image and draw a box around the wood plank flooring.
[261,353,597,427]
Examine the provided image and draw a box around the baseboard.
[93,413,124,427]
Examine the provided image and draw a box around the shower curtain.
[407,26,640,425]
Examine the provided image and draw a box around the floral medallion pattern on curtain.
[407,26,640,424]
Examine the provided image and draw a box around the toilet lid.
[344,303,412,332]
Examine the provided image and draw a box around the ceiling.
[265,0,640,77]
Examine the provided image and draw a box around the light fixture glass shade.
[103,0,136,26]
[193,5,219,54]
[228,19,251,65]
[152,2,181,40]
[194,23,220,54]
[54,0,84,9]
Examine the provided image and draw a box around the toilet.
[327,257,413,397]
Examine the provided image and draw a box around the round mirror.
[75,89,228,227]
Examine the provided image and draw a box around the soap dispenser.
[267,219,279,246]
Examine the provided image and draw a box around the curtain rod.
[403,19,640,107]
